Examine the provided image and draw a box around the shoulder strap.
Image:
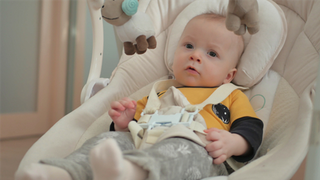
[195,83,248,110]
[143,79,248,114]
[143,79,183,114]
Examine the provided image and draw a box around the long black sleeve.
[230,117,264,162]
[109,119,138,132]
[109,122,115,131]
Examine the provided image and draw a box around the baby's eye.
[208,51,217,57]
[185,44,194,49]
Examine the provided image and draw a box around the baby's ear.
[223,68,237,84]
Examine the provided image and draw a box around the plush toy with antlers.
[226,0,259,35]
[101,0,156,55]
[101,0,259,55]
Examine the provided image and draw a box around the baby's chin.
[175,76,222,87]
[180,81,220,87]
[178,80,198,87]
[180,82,223,88]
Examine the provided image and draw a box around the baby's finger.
[131,100,137,107]
[206,141,222,152]
[205,128,221,133]
[110,101,125,111]
[119,98,135,109]
[208,148,223,159]
[213,154,227,165]
[206,130,221,141]
[108,109,121,118]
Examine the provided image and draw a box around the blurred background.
[0,0,121,179]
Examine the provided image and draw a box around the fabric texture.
[41,132,228,180]
[40,132,135,180]
[124,137,228,180]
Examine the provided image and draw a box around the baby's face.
[172,14,244,87]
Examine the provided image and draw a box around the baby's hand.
[108,97,137,131]
[204,128,249,165]
[204,128,235,164]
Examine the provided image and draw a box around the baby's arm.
[204,128,250,165]
[108,97,137,131]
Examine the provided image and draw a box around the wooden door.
[0,0,70,139]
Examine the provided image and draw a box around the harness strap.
[189,121,207,135]
[144,79,183,114]
[129,79,248,148]
[128,121,144,148]
[143,79,247,116]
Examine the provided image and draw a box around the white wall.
[0,0,41,114]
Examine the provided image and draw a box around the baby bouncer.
[16,0,320,179]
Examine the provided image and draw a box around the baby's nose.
[190,55,202,63]
[189,50,202,63]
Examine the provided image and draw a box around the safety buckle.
[139,108,199,130]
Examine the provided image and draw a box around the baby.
[16,14,263,180]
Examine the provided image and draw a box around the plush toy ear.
[226,0,259,35]
[122,0,139,16]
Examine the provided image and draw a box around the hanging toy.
[226,0,260,35]
[101,0,157,55]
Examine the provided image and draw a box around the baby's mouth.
[186,66,199,74]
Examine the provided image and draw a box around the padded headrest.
[164,0,287,87]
